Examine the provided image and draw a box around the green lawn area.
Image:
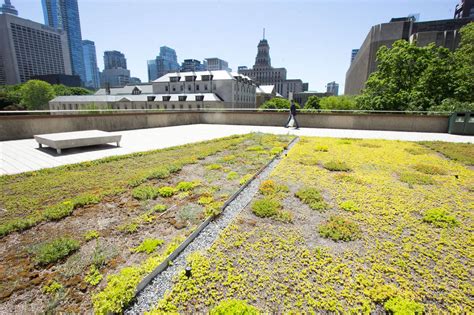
[153,137,473,314]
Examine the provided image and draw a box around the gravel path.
[125,141,296,314]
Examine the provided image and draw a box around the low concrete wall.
[0,111,449,141]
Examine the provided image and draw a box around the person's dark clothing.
[285,102,300,129]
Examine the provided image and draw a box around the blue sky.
[15,0,456,92]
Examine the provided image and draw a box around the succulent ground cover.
[154,137,473,313]
[0,133,292,313]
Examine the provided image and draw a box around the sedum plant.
[319,215,361,241]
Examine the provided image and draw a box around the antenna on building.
[263,28,265,40]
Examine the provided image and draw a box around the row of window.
[165,83,217,92]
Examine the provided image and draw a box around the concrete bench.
[34,130,122,154]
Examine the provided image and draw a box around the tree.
[0,85,23,110]
[303,96,321,109]
[20,80,55,110]
[453,22,474,103]
[320,95,357,110]
[53,84,92,96]
[260,98,300,109]
[356,40,457,111]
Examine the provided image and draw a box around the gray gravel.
[125,141,297,314]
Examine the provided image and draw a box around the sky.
[14,0,457,93]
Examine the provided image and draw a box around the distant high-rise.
[102,50,130,87]
[238,32,308,99]
[82,40,100,89]
[0,13,71,85]
[148,46,180,81]
[351,49,359,63]
[0,0,18,15]
[205,58,231,71]
[455,0,474,18]
[326,81,339,96]
[42,0,85,84]
[104,50,127,70]
[181,59,207,72]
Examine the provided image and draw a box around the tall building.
[326,81,339,96]
[102,50,130,87]
[181,59,207,72]
[454,0,474,18]
[104,50,127,70]
[351,49,359,63]
[82,40,100,89]
[238,34,307,98]
[0,13,71,85]
[345,16,473,95]
[205,58,231,71]
[148,46,180,82]
[42,0,85,84]
[0,0,18,15]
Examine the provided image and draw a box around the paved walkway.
[1,124,472,175]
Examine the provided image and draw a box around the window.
[180,85,184,91]
[196,84,200,91]
[185,76,196,82]
[196,95,204,101]
[172,104,175,109]
[147,96,156,101]
[188,104,192,109]
[165,86,169,92]
[205,85,208,91]
[164,104,168,109]
[162,96,171,101]
[172,86,176,91]
[188,85,191,91]
[180,104,183,109]
[179,95,187,101]
[170,76,180,82]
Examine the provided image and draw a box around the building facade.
[147,59,158,82]
[49,70,258,111]
[0,13,71,85]
[181,59,207,72]
[0,0,17,15]
[345,16,474,95]
[351,49,359,63]
[454,0,474,18]
[205,58,231,71]
[82,40,100,89]
[42,0,85,84]
[238,36,307,99]
[326,81,339,96]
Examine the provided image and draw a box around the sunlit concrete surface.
[1,124,472,175]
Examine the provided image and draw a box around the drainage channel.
[125,137,298,314]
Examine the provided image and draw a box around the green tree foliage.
[53,84,92,96]
[0,85,23,110]
[356,22,474,112]
[320,95,357,110]
[303,95,321,109]
[20,80,56,110]
[260,98,300,109]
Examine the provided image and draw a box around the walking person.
[285,100,300,129]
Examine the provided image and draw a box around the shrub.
[84,230,99,241]
[146,168,170,180]
[295,187,328,211]
[72,194,101,208]
[132,239,164,254]
[206,164,222,170]
[384,297,424,315]
[323,160,352,172]
[117,222,138,234]
[275,210,293,223]
[85,265,103,286]
[32,237,80,265]
[423,208,458,228]
[239,174,253,185]
[42,280,63,294]
[43,201,74,221]
[259,180,277,195]
[198,195,214,205]
[176,181,196,192]
[227,171,239,180]
[399,172,435,185]
[413,163,447,175]
[132,186,159,200]
[210,299,259,315]
[158,186,176,198]
[205,201,224,217]
[152,204,167,213]
[319,216,361,241]
[0,217,38,237]
[251,198,281,218]
[178,204,203,224]
[314,145,329,152]
[340,200,360,212]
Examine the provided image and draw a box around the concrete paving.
[1,124,472,175]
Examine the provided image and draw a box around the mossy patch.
[319,216,361,241]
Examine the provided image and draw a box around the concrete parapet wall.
[0,111,449,141]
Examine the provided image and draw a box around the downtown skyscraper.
[147,46,179,81]
[82,40,100,89]
[42,0,85,84]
